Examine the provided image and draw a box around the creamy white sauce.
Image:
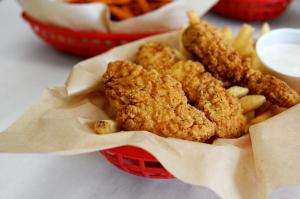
[260,43,300,76]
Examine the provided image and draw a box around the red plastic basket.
[22,12,167,57]
[101,146,174,179]
[212,0,291,21]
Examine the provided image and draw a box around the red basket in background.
[212,0,291,21]
[101,146,174,179]
[22,12,166,57]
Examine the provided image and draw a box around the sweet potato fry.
[110,5,134,20]
[137,0,151,12]
[66,0,172,21]
[149,1,171,10]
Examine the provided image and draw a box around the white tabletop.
[0,1,299,199]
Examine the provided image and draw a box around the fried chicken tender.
[102,60,216,142]
[136,42,246,138]
[244,69,300,107]
[182,20,248,85]
[182,20,300,107]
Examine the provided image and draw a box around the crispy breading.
[182,21,248,85]
[135,42,179,68]
[103,60,216,142]
[136,42,246,138]
[243,69,300,107]
[182,19,300,107]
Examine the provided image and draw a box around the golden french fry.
[251,51,263,70]
[232,24,256,63]
[94,120,118,134]
[249,22,270,71]
[251,52,273,73]
[240,95,266,113]
[227,86,249,98]
[232,24,255,51]
[187,10,200,25]
[250,111,273,125]
[261,22,270,36]
[245,111,255,120]
[239,36,255,57]
[223,26,233,44]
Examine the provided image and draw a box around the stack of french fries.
[67,0,172,21]
[223,22,270,72]
[227,86,286,129]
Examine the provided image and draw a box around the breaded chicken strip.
[103,61,216,142]
[244,69,300,107]
[182,20,247,85]
[182,20,300,107]
[136,42,246,138]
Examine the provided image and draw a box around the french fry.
[187,10,200,25]
[68,0,132,4]
[245,111,255,121]
[251,51,264,70]
[67,0,172,21]
[137,0,150,13]
[232,24,255,52]
[240,95,266,113]
[95,0,133,5]
[239,36,255,57]
[246,23,271,72]
[94,120,118,134]
[227,86,249,98]
[261,22,270,36]
[222,26,233,44]
[149,1,171,10]
[250,111,273,125]
[109,5,134,20]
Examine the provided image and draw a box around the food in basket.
[182,15,300,107]
[239,95,266,113]
[103,61,216,142]
[135,42,246,138]
[94,120,118,134]
[93,11,300,142]
[227,86,249,98]
[66,0,172,21]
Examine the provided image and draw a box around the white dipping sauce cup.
[256,28,300,92]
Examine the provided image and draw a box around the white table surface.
[0,1,300,199]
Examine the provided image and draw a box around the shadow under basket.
[212,0,291,21]
[101,146,174,179]
[22,12,167,57]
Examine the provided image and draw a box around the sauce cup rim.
[256,28,300,78]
